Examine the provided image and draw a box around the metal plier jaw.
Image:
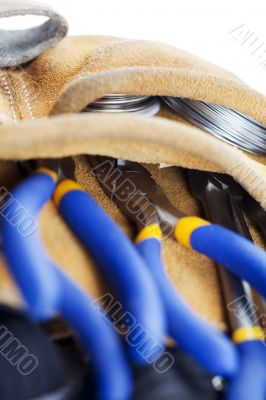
[88,156,181,236]
[19,158,76,182]
[189,170,266,240]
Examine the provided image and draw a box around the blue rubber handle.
[136,238,239,377]
[53,266,132,400]
[2,172,59,319]
[191,225,266,298]
[226,340,266,400]
[58,187,166,363]
[2,172,132,400]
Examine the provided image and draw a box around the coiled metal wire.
[83,94,160,116]
[163,97,266,155]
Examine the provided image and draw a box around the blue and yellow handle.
[226,326,266,400]
[175,217,266,398]
[175,216,266,298]
[53,179,166,364]
[2,170,132,400]
[135,224,239,377]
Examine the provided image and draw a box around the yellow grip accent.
[232,326,265,344]
[53,179,84,207]
[35,167,58,182]
[135,224,162,244]
[174,216,210,248]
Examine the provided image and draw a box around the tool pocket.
[0,35,265,332]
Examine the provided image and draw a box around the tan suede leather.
[0,36,265,331]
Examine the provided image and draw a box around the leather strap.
[0,1,68,67]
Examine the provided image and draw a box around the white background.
[3,0,266,94]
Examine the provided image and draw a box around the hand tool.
[163,97,266,155]
[60,94,165,362]
[88,155,239,377]
[51,159,166,363]
[241,191,266,240]
[89,155,266,296]
[186,169,266,400]
[241,192,266,312]
[2,162,134,400]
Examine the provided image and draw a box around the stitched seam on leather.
[18,75,34,120]
[0,76,17,123]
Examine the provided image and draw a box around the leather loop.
[0,1,68,67]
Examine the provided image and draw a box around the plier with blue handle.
[88,155,266,378]
[186,169,266,400]
[2,158,166,400]
[88,156,241,377]
[88,156,266,300]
